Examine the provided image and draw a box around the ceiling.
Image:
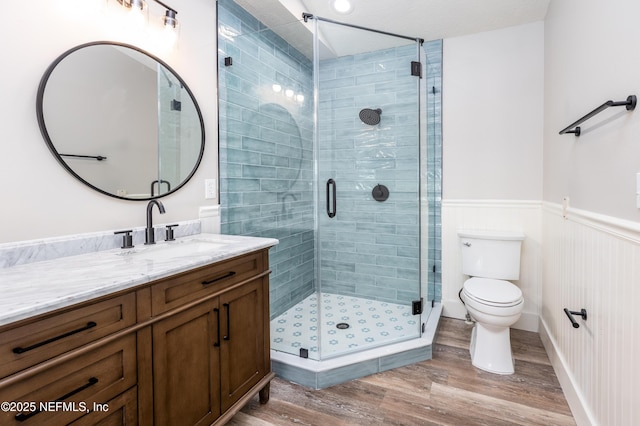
[232,0,550,58]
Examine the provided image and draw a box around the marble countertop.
[0,234,278,327]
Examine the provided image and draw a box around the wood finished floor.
[229,317,575,426]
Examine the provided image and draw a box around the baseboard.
[443,298,539,332]
[539,317,595,426]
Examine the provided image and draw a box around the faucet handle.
[165,224,179,241]
[114,230,134,249]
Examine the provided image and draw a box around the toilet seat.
[463,277,523,307]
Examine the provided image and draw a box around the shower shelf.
[559,95,636,136]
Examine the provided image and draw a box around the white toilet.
[458,230,525,375]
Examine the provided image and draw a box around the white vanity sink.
[115,237,234,261]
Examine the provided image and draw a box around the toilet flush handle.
[463,242,472,247]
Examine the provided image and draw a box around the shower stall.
[217,0,442,387]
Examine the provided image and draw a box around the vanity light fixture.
[116,0,180,45]
[163,8,178,29]
[118,0,148,28]
[160,7,179,46]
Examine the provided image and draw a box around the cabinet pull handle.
[201,271,236,286]
[223,303,231,341]
[12,321,97,354]
[213,308,221,347]
[15,377,99,422]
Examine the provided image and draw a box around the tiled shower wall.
[218,0,443,316]
[218,0,315,318]
[316,43,421,304]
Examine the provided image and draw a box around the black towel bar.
[559,95,636,136]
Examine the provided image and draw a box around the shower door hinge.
[224,57,233,66]
[412,298,423,315]
[411,61,422,78]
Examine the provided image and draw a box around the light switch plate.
[205,179,217,199]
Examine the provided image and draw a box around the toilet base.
[469,322,515,375]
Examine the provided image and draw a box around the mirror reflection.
[37,42,205,200]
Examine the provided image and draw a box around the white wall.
[544,0,640,223]
[0,0,218,244]
[541,204,640,426]
[443,21,544,201]
[542,1,640,424]
[440,22,544,331]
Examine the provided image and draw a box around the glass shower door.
[313,18,423,359]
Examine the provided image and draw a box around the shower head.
[359,108,382,125]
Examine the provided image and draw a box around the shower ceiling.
[234,0,550,57]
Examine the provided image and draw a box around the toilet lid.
[463,277,523,305]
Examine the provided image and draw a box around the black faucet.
[145,200,166,245]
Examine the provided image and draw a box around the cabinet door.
[219,278,267,411]
[152,301,221,426]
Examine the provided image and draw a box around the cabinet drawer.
[69,386,137,426]
[0,334,137,426]
[151,251,264,315]
[0,293,136,379]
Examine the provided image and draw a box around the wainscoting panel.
[541,202,639,426]
[441,200,542,332]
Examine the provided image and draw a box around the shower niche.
[217,0,442,385]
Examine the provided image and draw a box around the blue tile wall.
[218,1,315,318]
[218,0,443,314]
[317,41,421,305]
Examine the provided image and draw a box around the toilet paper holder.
[563,308,587,328]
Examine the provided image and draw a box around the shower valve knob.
[372,184,389,202]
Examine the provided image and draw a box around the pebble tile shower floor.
[271,292,420,360]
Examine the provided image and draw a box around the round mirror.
[37,41,205,200]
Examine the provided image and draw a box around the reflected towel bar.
[559,95,636,136]
[60,154,107,161]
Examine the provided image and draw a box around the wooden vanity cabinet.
[152,299,221,425]
[149,251,272,425]
[0,247,274,426]
[218,278,269,412]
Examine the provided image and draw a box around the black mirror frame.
[36,41,206,201]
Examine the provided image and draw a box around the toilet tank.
[458,230,525,280]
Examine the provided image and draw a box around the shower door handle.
[326,179,336,218]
